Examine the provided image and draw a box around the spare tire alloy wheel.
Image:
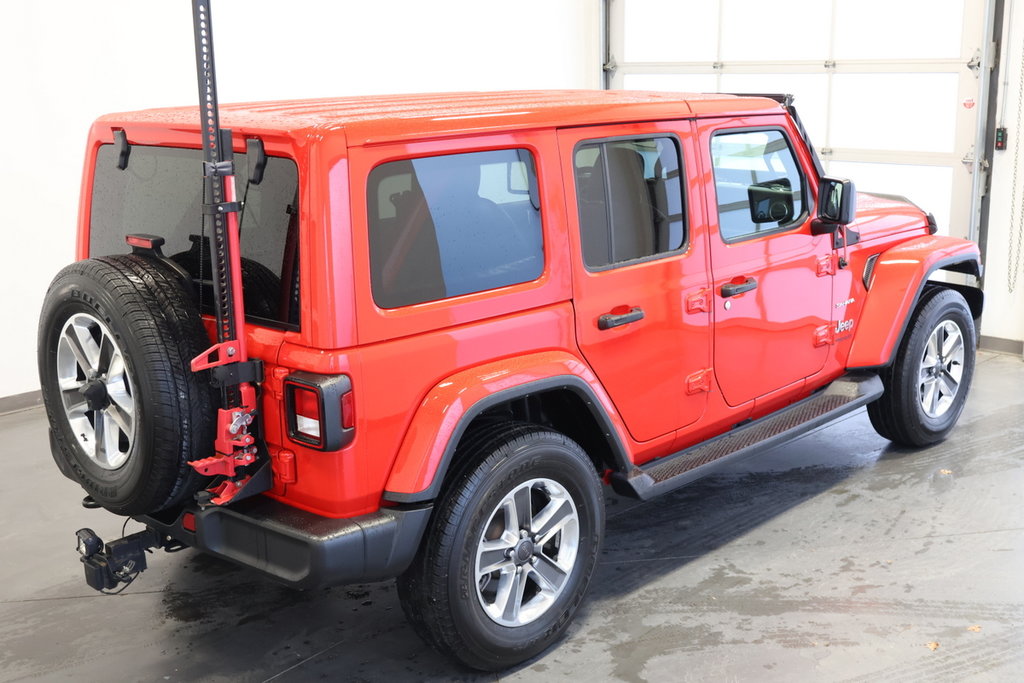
[56,313,136,469]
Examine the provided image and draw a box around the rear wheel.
[868,288,976,447]
[397,424,604,671]
[38,255,215,515]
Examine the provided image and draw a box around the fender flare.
[381,351,631,504]
[847,236,982,369]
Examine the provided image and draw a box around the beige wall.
[0,0,602,399]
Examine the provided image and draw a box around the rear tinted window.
[89,144,300,328]
[367,149,544,309]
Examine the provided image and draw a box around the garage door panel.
[611,0,986,246]
[720,0,831,61]
[830,73,960,153]
[833,0,965,60]
[623,0,718,62]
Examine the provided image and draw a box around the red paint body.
[76,91,981,519]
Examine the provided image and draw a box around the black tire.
[38,254,215,515]
[397,424,604,671]
[867,287,976,447]
[170,235,283,321]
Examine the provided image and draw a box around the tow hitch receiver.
[75,527,177,592]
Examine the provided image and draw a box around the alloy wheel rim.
[918,319,965,419]
[474,477,580,627]
[56,313,136,469]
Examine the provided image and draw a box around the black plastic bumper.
[138,497,432,590]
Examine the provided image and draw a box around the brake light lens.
[292,386,322,440]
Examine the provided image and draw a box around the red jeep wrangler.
[38,89,981,670]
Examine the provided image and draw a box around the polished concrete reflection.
[1,351,1021,682]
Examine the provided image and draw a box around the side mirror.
[748,177,795,225]
[813,176,856,233]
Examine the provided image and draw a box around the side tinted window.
[710,129,805,242]
[573,137,685,269]
[90,144,300,328]
[367,149,544,309]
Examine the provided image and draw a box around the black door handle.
[721,277,757,298]
[598,307,645,330]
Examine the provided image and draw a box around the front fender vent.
[863,253,880,290]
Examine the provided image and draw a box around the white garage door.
[607,0,993,240]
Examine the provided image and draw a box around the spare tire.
[170,234,283,322]
[38,254,215,515]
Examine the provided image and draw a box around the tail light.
[284,372,354,450]
[292,386,322,439]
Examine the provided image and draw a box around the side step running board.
[610,373,884,501]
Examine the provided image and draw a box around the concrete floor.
[1,351,1021,682]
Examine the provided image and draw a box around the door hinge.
[686,368,712,394]
[686,288,712,314]
[814,324,835,347]
[816,254,837,277]
[967,48,981,74]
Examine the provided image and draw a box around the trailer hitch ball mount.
[75,527,172,592]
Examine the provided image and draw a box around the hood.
[849,191,930,242]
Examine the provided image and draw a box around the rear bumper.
[139,497,432,589]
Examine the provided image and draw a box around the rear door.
[558,123,711,442]
[698,117,834,406]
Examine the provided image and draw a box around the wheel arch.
[382,353,631,505]
[847,236,983,369]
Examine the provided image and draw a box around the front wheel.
[397,424,604,671]
[868,288,976,447]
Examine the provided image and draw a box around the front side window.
[367,149,544,309]
[573,137,686,269]
[710,129,805,242]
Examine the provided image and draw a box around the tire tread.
[867,287,975,447]
[397,422,602,670]
[38,255,214,515]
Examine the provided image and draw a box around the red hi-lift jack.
[185,0,270,507]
